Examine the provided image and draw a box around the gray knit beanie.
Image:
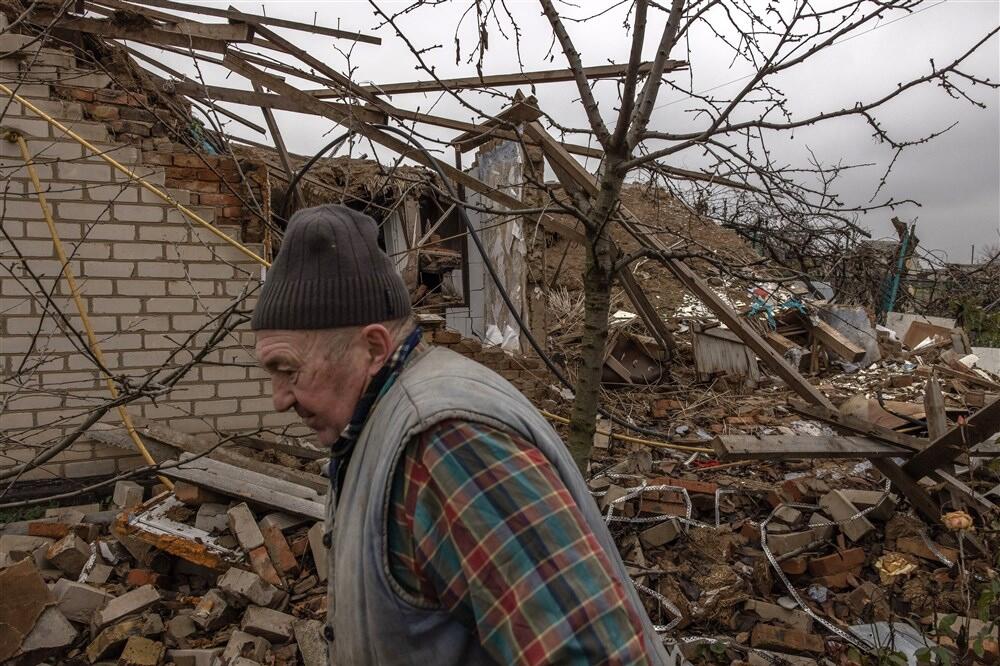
[251,204,411,330]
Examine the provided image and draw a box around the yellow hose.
[9,131,172,488]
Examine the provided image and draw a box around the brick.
[83,260,134,277]
[86,614,163,662]
[166,614,196,642]
[56,162,111,181]
[839,489,898,522]
[780,556,808,576]
[218,567,284,608]
[293,619,327,666]
[112,480,144,509]
[125,569,163,588]
[118,635,165,666]
[896,535,959,563]
[85,183,136,202]
[113,204,164,223]
[650,476,718,495]
[241,605,294,642]
[751,624,825,654]
[191,589,231,630]
[228,503,265,550]
[261,524,299,576]
[46,533,91,576]
[248,546,282,587]
[93,584,161,631]
[136,261,184,278]
[52,579,113,623]
[639,519,681,549]
[222,629,270,663]
[818,490,874,542]
[92,297,141,313]
[173,480,222,506]
[199,192,242,206]
[744,600,813,633]
[143,297,191,313]
[807,547,865,577]
[112,243,163,260]
[765,530,819,557]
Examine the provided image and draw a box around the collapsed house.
[0,3,998,666]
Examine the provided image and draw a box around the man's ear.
[360,324,395,376]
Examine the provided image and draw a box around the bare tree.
[370,0,998,468]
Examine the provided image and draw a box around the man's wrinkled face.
[255,329,369,446]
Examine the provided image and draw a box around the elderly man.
[252,205,679,665]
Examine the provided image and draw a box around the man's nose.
[271,377,295,412]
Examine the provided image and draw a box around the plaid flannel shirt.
[332,330,650,665]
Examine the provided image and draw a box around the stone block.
[93,584,160,631]
[16,606,77,659]
[217,568,283,608]
[85,613,163,662]
[113,480,144,509]
[222,629,270,663]
[52,579,113,623]
[293,619,327,666]
[819,490,874,542]
[639,519,681,549]
[764,530,818,557]
[118,636,165,666]
[165,614,196,642]
[194,503,230,533]
[227,503,264,551]
[46,533,91,577]
[839,489,898,522]
[0,534,54,563]
[191,589,231,631]
[241,606,295,642]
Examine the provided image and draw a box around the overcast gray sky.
[144,0,999,263]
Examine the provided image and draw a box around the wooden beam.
[809,318,866,362]
[114,0,381,43]
[787,400,925,452]
[170,80,386,124]
[124,47,268,135]
[221,53,585,243]
[38,13,251,53]
[306,61,686,98]
[251,80,301,205]
[162,454,325,520]
[904,397,1000,479]
[84,0,254,40]
[619,269,677,353]
[713,435,909,460]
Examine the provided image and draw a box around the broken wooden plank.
[809,318,865,363]
[38,13,251,53]
[787,400,925,452]
[713,435,908,460]
[161,455,324,520]
[307,61,686,98]
[904,397,1000,479]
[221,53,585,243]
[115,0,381,43]
[251,80,301,206]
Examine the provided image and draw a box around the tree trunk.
[566,233,615,472]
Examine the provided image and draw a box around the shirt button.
[322,532,332,548]
[324,625,335,641]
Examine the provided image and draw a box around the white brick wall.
[0,83,305,482]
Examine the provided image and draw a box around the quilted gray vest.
[325,346,683,666]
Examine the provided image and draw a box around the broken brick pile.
[0,480,328,666]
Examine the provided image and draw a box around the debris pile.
[0,475,329,666]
